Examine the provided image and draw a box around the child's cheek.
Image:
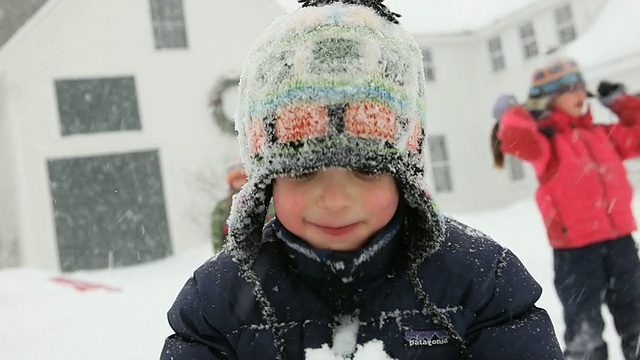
[273,186,305,228]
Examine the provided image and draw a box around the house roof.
[0,0,49,49]
[270,0,545,35]
[567,0,640,70]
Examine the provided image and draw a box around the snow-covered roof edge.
[0,0,63,64]
[0,0,49,48]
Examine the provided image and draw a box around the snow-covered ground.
[2,196,638,359]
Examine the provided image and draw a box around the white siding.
[0,73,20,267]
[0,0,284,270]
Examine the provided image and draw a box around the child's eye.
[354,170,381,179]
[290,172,316,181]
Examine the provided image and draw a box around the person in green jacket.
[211,162,274,252]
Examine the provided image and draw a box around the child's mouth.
[314,223,359,237]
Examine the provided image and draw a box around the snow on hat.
[525,57,587,114]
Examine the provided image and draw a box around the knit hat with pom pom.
[225,1,465,358]
[229,0,441,263]
[525,56,589,116]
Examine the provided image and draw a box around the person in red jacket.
[491,57,640,360]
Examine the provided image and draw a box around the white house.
[410,0,613,212]
[2,0,638,271]
[0,0,284,271]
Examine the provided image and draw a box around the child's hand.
[598,81,626,107]
[498,106,547,160]
[492,94,518,121]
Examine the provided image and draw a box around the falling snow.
[0,197,638,359]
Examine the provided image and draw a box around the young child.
[211,162,249,252]
[212,162,276,253]
[161,1,563,359]
[492,57,640,360]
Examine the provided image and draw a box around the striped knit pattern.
[529,58,582,97]
[235,4,427,174]
[526,57,585,115]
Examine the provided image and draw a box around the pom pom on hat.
[298,0,401,23]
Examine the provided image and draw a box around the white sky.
[567,0,640,69]
[1,195,634,359]
[270,0,544,34]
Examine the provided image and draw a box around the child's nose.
[317,181,352,211]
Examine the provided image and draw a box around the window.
[421,48,435,81]
[488,37,505,72]
[519,22,538,59]
[48,151,172,272]
[428,135,453,193]
[555,4,576,45]
[149,0,188,49]
[55,77,141,136]
[507,155,525,181]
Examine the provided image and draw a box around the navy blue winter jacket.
[161,214,563,359]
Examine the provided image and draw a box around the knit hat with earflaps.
[525,56,591,118]
[225,1,467,358]
[229,0,443,265]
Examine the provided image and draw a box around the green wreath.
[210,76,240,135]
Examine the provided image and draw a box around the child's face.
[272,167,399,251]
[230,176,247,191]
[552,87,588,117]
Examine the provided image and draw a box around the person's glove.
[597,80,626,107]
[492,94,518,121]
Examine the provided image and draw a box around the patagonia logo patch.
[403,329,451,347]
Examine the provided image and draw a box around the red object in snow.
[49,276,121,292]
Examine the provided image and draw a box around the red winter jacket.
[498,95,640,249]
